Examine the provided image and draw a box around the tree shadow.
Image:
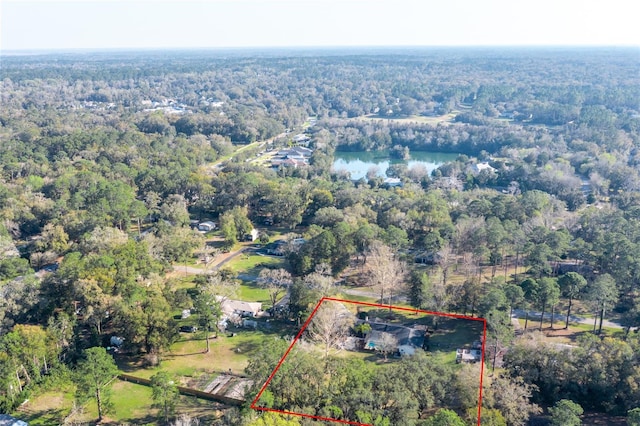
[232,340,261,355]
[114,353,147,373]
[106,413,157,425]
[19,408,68,425]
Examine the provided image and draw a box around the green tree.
[159,194,190,227]
[151,370,179,424]
[466,407,507,426]
[537,278,560,330]
[504,284,524,318]
[114,287,176,358]
[75,347,118,422]
[488,375,541,425]
[193,272,237,352]
[424,409,465,426]
[558,272,587,329]
[37,223,70,254]
[219,211,238,249]
[628,408,640,426]
[409,271,431,310]
[587,273,619,334]
[194,287,221,353]
[247,412,301,426]
[549,399,583,426]
[229,206,254,240]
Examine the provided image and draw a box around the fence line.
[118,374,245,406]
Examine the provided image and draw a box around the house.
[198,221,216,232]
[414,251,443,265]
[383,177,403,188]
[270,146,314,169]
[0,414,28,426]
[244,228,259,242]
[219,298,262,318]
[362,322,426,356]
[266,240,287,256]
[470,162,496,175]
[276,147,312,158]
[293,133,311,145]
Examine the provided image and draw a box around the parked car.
[179,325,198,333]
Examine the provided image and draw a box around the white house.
[218,298,262,318]
[470,162,496,175]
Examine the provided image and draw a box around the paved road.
[511,308,623,329]
[337,290,624,329]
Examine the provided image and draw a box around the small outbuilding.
[244,228,259,242]
[198,221,217,232]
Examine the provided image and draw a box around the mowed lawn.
[119,329,281,381]
[224,251,286,303]
[14,381,156,425]
[237,281,272,304]
[23,330,287,425]
[225,251,285,276]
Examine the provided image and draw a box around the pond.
[332,150,458,180]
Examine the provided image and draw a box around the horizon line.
[2,44,639,56]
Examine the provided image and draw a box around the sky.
[1,0,639,51]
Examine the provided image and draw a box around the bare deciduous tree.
[307,301,355,358]
[257,268,292,308]
[436,242,456,288]
[378,332,399,360]
[363,241,407,305]
[303,263,334,297]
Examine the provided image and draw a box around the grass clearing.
[108,381,156,423]
[348,112,458,125]
[225,252,285,275]
[118,329,285,382]
[17,381,157,426]
[238,280,271,303]
[14,389,75,425]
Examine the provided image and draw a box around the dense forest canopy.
[0,47,639,425]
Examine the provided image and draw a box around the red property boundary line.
[251,296,488,426]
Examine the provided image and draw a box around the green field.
[225,252,285,275]
[349,112,458,125]
[118,326,293,381]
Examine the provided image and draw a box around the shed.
[198,221,216,232]
[244,228,259,242]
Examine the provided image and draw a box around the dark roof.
[365,322,425,348]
